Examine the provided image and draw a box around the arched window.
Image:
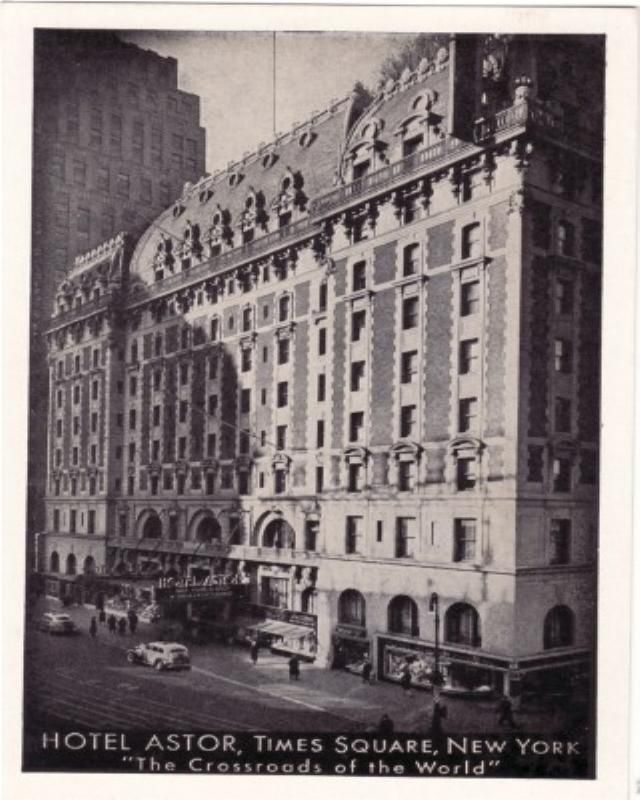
[543,605,574,649]
[445,602,481,647]
[49,551,60,573]
[388,595,419,636]
[195,516,222,544]
[262,519,295,549]
[142,515,162,539]
[66,553,77,576]
[83,556,96,575]
[338,589,366,627]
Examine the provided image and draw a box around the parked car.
[38,612,77,635]
[126,641,191,671]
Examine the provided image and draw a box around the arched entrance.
[83,555,96,575]
[195,516,222,544]
[49,551,60,573]
[66,553,77,576]
[142,514,162,539]
[262,518,295,549]
[338,589,366,627]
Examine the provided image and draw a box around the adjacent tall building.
[29,30,206,556]
[38,34,603,700]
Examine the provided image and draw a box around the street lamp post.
[429,591,444,698]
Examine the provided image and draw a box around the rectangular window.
[152,405,161,426]
[317,373,326,401]
[456,457,477,490]
[240,388,251,414]
[91,412,98,433]
[274,471,286,495]
[73,417,80,435]
[205,473,215,495]
[402,134,423,158]
[69,510,77,534]
[129,408,137,430]
[179,400,188,423]
[178,437,187,459]
[402,297,419,329]
[550,519,571,565]
[261,388,267,405]
[400,405,416,438]
[349,412,364,442]
[53,509,60,532]
[580,450,598,484]
[459,339,479,374]
[403,244,420,276]
[555,279,574,315]
[557,221,575,257]
[351,311,366,341]
[128,442,136,461]
[277,382,288,407]
[241,349,252,372]
[92,381,98,400]
[554,338,573,373]
[316,420,325,448]
[238,472,250,495]
[318,328,327,355]
[127,476,135,495]
[206,433,217,458]
[458,397,477,433]
[352,261,367,291]
[274,424,288,451]
[552,457,571,492]
[87,510,96,534]
[555,397,572,433]
[76,207,90,236]
[315,466,324,494]
[395,517,416,558]
[140,177,152,204]
[460,280,480,316]
[527,445,544,482]
[398,461,414,492]
[73,159,86,186]
[242,307,253,332]
[353,161,370,180]
[73,385,80,404]
[350,361,365,392]
[454,518,476,562]
[401,351,418,384]
[462,223,482,260]
[318,282,328,311]
[348,463,363,493]
[277,338,290,365]
[345,516,363,553]
[152,440,160,461]
[180,364,189,385]
[403,193,420,224]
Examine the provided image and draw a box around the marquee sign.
[154,573,248,602]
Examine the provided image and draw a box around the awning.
[249,620,314,640]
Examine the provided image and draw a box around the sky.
[120,31,413,175]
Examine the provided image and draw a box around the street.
[24,598,584,735]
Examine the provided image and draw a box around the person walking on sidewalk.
[497,697,518,729]
[361,657,372,684]
[117,617,127,636]
[107,614,117,634]
[288,655,300,681]
[128,610,138,636]
[377,714,394,735]
[400,660,412,694]
[89,617,98,639]
[98,608,106,625]
[250,639,260,665]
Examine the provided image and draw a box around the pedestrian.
[288,655,300,681]
[117,616,127,636]
[377,713,394,736]
[361,657,372,684]
[400,661,412,693]
[89,617,97,638]
[250,639,259,665]
[497,697,517,729]
[128,611,138,636]
[429,700,447,738]
[107,614,117,634]
[98,608,106,625]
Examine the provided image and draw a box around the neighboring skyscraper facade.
[29,30,206,559]
[40,34,603,700]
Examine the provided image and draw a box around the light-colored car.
[38,612,77,635]
[126,641,191,671]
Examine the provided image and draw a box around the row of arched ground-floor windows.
[337,590,576,650]
[49,551,96,576]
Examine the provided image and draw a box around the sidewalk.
[38,596,581,734]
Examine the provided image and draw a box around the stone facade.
[39,35,603,698]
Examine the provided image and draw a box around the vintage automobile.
[38,612,77,635]
[126,641,191,671]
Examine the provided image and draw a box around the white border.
[2,4,637,800]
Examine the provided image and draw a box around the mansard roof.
[129,93,359,284]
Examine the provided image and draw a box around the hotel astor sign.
[154,574,248,602]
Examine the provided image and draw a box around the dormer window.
[353,160,370,180]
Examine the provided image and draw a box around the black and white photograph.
[2,3,637,796]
